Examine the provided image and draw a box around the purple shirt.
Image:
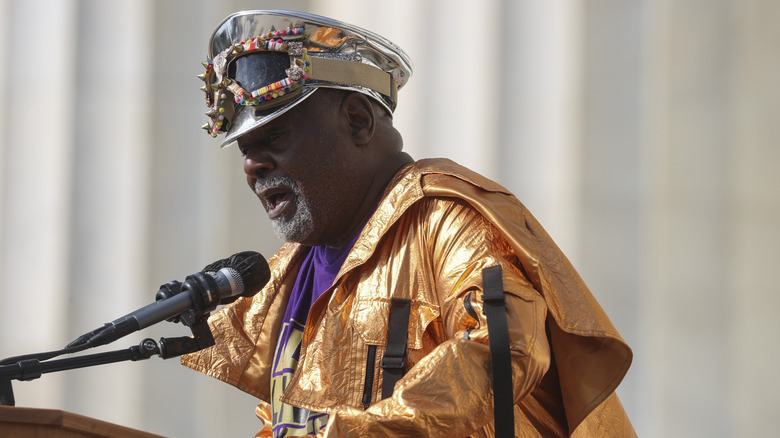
[270,231,361,437]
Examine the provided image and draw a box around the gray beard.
[255,176,314,243]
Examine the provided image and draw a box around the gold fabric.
[181,159,635,437]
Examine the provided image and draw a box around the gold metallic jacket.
[182,159,635,437]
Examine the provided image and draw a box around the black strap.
[482,265,514,436]
[380,298,411,399]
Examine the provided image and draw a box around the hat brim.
[220,87,318,148]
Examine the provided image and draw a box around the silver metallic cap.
[201,9,414,147]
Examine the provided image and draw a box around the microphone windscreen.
[202,251,271,304]
[227,251,271,296]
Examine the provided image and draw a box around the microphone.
[71,251,270,349]
[199,251,270,305]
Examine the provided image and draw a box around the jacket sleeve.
[319,198,551,437]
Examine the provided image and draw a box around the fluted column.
[0,0,78,407]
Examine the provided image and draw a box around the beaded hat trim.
[199,26,311,137]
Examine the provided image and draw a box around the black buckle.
[380,355,405,369]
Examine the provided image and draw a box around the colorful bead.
[203,24,311,137]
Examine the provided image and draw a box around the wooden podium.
[0,406,165,438]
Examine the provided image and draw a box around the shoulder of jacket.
[414,158,513,196]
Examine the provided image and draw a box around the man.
[183,10,635,437]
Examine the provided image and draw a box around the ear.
[342,92,376,146]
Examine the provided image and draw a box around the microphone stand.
[0,313,215,407]
[1,338,160,381]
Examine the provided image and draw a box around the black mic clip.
[153,274,219,325]
[158,316,215,359]
[153,278,217,357]
[172,298,216,357]
[180,272,223,316]
[154,273,222,326]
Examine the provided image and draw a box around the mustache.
[254,175,298,196]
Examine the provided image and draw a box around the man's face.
[236,90,365,247]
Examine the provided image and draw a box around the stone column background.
[1,1,777,437]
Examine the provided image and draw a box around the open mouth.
[258,186,294,219]
[267,192,286,207]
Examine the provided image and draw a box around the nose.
[242,148,275,178]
